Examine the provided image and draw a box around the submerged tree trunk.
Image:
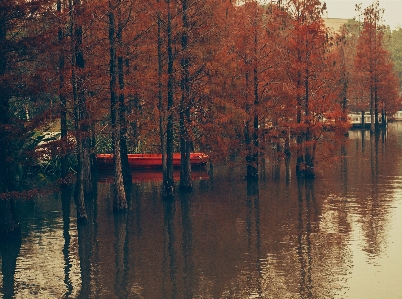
[381,109,386,128]
[0,24,17,197]
[0,90,20,235]
[250,52,259,181]
[117,1,131,188]
[179,0,192,190]
[374,80,379,131]
[180,131,192,190]
[157,9,167,182]
[370,86,375,133]
[70,0,89,221]
[243,67,258,181]
[0,109,16,194]
[340,43,348,123]
[295,67,304,176]
[284,127,291,157]
[90,122,97,180]
[109,3,127,211]
[164,0,175,198]
[73,124,88,222]
[244,70,254,180]
[112,133,127,211]
[58,0,68,182]
[304,71,315,178]
[0,199,20,238]
[246,101,259,180]
[245,118,253,178]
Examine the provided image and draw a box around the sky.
[325,0,402,29]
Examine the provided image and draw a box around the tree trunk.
[370,86,375,133]
[90,122,97,179]
[109,4,127,211]
[340,44,348,123]
[157,10,167,182]
[244,71,255,180]
[245,119,254,179]
[381,109,386,128]
[73,138,88,222]
[374,80,379,131]
[180,134,192,190]
[0,25,16,194]
[113,135,127,211]
[164,0,175,199]
[81,129,92,192]
[70,0,88,221]
[117,2,131,188]
[295,67,304,176]
[179,0,192,190]
[284,127,291,157]
[0,103,15,193]
[0,79,20,235]
[250,48,259,181]
[304,71,314,178]
[58,0,68,182]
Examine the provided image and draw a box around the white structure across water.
[348,111,402,128]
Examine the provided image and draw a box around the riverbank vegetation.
[0,0,401,236]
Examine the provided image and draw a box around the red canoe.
[96,153,209,169]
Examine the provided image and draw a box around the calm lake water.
[2,123,402,299]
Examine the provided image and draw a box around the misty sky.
[325,0,402,29]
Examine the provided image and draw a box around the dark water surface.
[2,124,402,298]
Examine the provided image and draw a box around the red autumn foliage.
[1,0,402,232]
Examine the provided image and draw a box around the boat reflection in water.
[97,168,210,183]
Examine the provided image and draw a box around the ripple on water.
[12,218,81,299]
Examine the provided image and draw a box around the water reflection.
[61,187,73,298]
[77,193,95,298]
[163,198,177,299]
[296,178,314,298]
[340,144,348,195]
[113,213,129,299]
[246,179,262,298]
[0,236,21,299]
[180,193,194,299]
[4,124,402,298]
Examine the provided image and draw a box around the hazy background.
[325,0,402,29]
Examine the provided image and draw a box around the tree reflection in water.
[113,212,129,299]
[180,192,194,299]
[76,193,95,299]
[296,177,314,298]
[162,198,177,299]
[0,236,21,299]
[4,124,402,298]
[61,186,73,298]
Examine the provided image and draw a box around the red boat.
[96,152,209,169]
